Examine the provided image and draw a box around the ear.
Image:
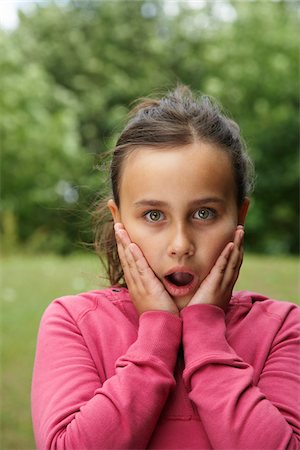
[238,197,250,226]
[107,199,121,223]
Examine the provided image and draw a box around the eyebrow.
[133,197,225,208]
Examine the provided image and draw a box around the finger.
[236,225,244,250]
[115,227,139,276]
[212,242,234,278]
[128,243,160,295]
[122,239,150,294]
[114,228,130,262]
[114,225,150,295]
[228,227,244,267]
[129,243,157,285]
[128,244,174,310]
[115,231,135,287]
[129,243,148,270]
[222,228,244,288]
[114,226,143,289]
[115,228,144,274]
[233,228,244,280]
[114,222,124,231]
[232,227,244,267]
[115,227,131,247]
[218,241,234,269]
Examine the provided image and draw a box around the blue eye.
[144,210,164,222]
[193,208,215,220]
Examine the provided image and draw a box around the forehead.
[119,142,236,204]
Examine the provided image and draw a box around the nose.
[167,224,195,259]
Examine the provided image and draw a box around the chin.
[173,295,192,311]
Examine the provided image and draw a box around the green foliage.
[200,2,299,254]
[0,0,298,254]
[0,26,93,253]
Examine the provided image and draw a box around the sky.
[0,0,239,30]
[0,0,44,29]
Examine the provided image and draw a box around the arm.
[32,302,182,449]
[182,227,299,448]
[181,303,300,449]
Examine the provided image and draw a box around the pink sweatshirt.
[31,288,300,449]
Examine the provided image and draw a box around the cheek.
[121,223,159,266]
[201,225,236,267]
[132,236,161,275]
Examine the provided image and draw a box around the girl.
[31,86,300,449]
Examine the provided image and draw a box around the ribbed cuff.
[118,311,182,372]
[181,305,241,389]
[181,304,228,351]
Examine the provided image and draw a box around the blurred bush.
[1,0,298,254]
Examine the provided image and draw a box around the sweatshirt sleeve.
[181,304,300,450]
[31,301,182,450]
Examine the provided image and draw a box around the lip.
[163,266,199,298]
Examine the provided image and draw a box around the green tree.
[163,1,299,253]
[0,29,91,253]
[1,0,298,254]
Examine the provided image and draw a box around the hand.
[114,223,179,316]
[187,226,244,311]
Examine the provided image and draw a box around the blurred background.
[1,1,299,448]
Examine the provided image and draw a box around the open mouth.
[163,268,198,297]
[165,272,194,287]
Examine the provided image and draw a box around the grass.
[1,252,299,449]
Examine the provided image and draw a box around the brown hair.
[94,85,254,286]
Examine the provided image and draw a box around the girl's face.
[109,142,249,310]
